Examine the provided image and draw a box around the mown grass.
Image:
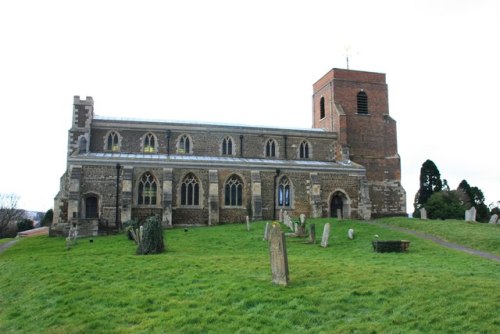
[1,219,499,333]
[377,217,500,256]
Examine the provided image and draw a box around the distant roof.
[93,115,325,132]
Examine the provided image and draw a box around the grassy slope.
[377,217,500,256]
[1,219,499,333]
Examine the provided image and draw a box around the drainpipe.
[166,130,171,156]
[240,135,244,157]
[284,135,288,159]
[273,168,281,220]
[115,163,121,230]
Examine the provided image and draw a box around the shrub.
[137,216,165,255]
[40,209,53,227]
[17,219,34,232]
[425,191,464,220]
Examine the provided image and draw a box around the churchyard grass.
[377,217,500,256]
[1,219,499,333]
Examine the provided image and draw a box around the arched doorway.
[330,190,350,219]
[85,195,99,219]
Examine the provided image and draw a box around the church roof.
[70,152,364,173]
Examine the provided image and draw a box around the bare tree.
[0,193,25,237]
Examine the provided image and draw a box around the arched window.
[78,136,87,153]
[278,176,292,207]
[106,131,120,152]
[143,133,156,153]
[357,91,368,114]
[320,96,325,119]
[85,195,98,219]
[138,172,157,205]
[225,175,243,206]
[181,173,199,206]
[177,134,191,154]
[266,139,277,158]
[299,140,310,159]
[222,136,233,155]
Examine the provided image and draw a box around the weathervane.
[344,45,358,70]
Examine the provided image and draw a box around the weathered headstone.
[263,222,270,241]
[279,209,283,223]
[308,224,316,244]
[299,214,306,225]
[268,223,289,286]
[336,209,342,220]
[294,222,298,232]
[465,207,477,222]
[348,228,355,240]
[488,214,498,224]
[420,207,427,220]
[246,216,250,231]
[321,223,331,248]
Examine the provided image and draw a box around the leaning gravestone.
[321,223,331,248]
[465,207,477,222]
[268,223,289,286]
[348,228,355,240]
[263,222,270,241]
[420,207,427,220]
[308,224,316,244]
[489,214,498,224]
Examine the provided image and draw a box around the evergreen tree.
[416,160,443,208]
[40,209,53,227]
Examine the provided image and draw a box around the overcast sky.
[1,0,499,214]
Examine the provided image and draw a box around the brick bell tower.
[312,68,406,216]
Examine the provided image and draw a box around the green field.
[1,218,499,333]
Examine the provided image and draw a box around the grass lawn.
[1,219,499,333]
[377,217,500,256]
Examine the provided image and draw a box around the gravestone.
[489,214,498,224]
[283,211,293,231]
[246,216,250,231]
[321,223,331,248]
[268,223,289,286]
[336,209,342,220]
[465,207,477,222]
[263,222,270,241]
[299,214,306,225]
[294,222,298,232]
[279,209,283,223]
[420,207,427,220]
[348,228,355,240]
[308,224,316,243]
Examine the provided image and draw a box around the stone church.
[51,68,406,235]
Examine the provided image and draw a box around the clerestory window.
[299,140,310,159]
[222,136,233,155]
[177,134,191,154]
[106,131,120,152]
[266,139,277,158]
[143,133,157,153]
